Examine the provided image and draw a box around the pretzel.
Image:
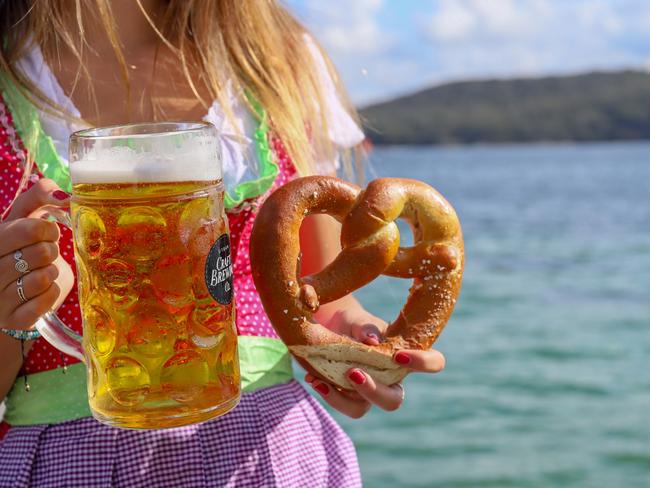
[250,176,464,389]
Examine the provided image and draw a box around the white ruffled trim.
[201,85,260,192]
[17,39,363,183]
[15,45,86,166]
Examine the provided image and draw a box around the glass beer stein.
[36,122,240,429]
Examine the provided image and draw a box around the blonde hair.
[0,0,361,181]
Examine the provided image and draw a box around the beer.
[66,124,240,429]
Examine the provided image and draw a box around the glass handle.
[33,206,85,362]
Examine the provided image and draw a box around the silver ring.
[395,383,405,402]
[16,277,27,304]
[13,250,29,274]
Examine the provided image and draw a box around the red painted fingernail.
[314,383,330,396]
[394,352,411,365]
[52,190,70,201]
[348,369,366,385]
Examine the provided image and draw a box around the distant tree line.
[360,70,650,145]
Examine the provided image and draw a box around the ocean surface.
[1,142,647,487]
[334,142,650,487]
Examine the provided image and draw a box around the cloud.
[288,0,650,104]
[297,0,391,56]
[288,0,400,103]
[426,0,552,43]
[420,0,650,81]
[427,1,476,43]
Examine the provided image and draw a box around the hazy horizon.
[358,66,650,108]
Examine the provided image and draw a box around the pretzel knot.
[250,176,464,389]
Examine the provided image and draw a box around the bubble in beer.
[218,331,239,369]
[106,356,151,406]
[74,207,106,258]
[190,220,223,258]
[190,329,225,350]
[75,257,92,298]
[179,198,210,245]
[127,305,176,357]
[174,338,192,351]
[188,300,229,349]
[110,287,139,311]
[101,258,140,311]
[117,207,167,260]
[191,259,211,301]
[179,197,224,257]
[161,350,210,403]
[151,254,193,311]
[213,333,239,394]
[87,305,116,356]
[88,360,99,400]
[99,258,135,291]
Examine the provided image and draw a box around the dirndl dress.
[0,93,362,488]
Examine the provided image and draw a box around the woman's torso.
[4,43,298,373]
[0,43,364,487]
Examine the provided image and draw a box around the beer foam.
[71,144,222,184]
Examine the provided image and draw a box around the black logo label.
[205,234,233,305]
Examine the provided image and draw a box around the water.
[335,142,650,487]
[2,142,647,485]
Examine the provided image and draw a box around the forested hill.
[359,70,650,145]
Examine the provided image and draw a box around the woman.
[0,1,446,486]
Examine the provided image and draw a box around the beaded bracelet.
[1,328,44,392]
[1,328,41,341]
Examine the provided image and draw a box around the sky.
[287,0,650,105]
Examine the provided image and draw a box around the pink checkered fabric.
[0,381,361,488]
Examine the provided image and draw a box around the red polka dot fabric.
[0,94,296,375]
[228,137,296,339]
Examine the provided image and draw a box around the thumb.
[350,322,383,346]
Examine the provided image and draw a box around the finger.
[5,179,70,220]
[305,374,366,401]
[1,264,59,312]
[6,283,60,330]
[0,218,60,257]
[346,369,404,412]
[0,241,60,289]
[393,349,446,373]
[349,323,383,346]
[310,380,371,419]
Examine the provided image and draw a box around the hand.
[0,179,74,330]
[305,307,446,418]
